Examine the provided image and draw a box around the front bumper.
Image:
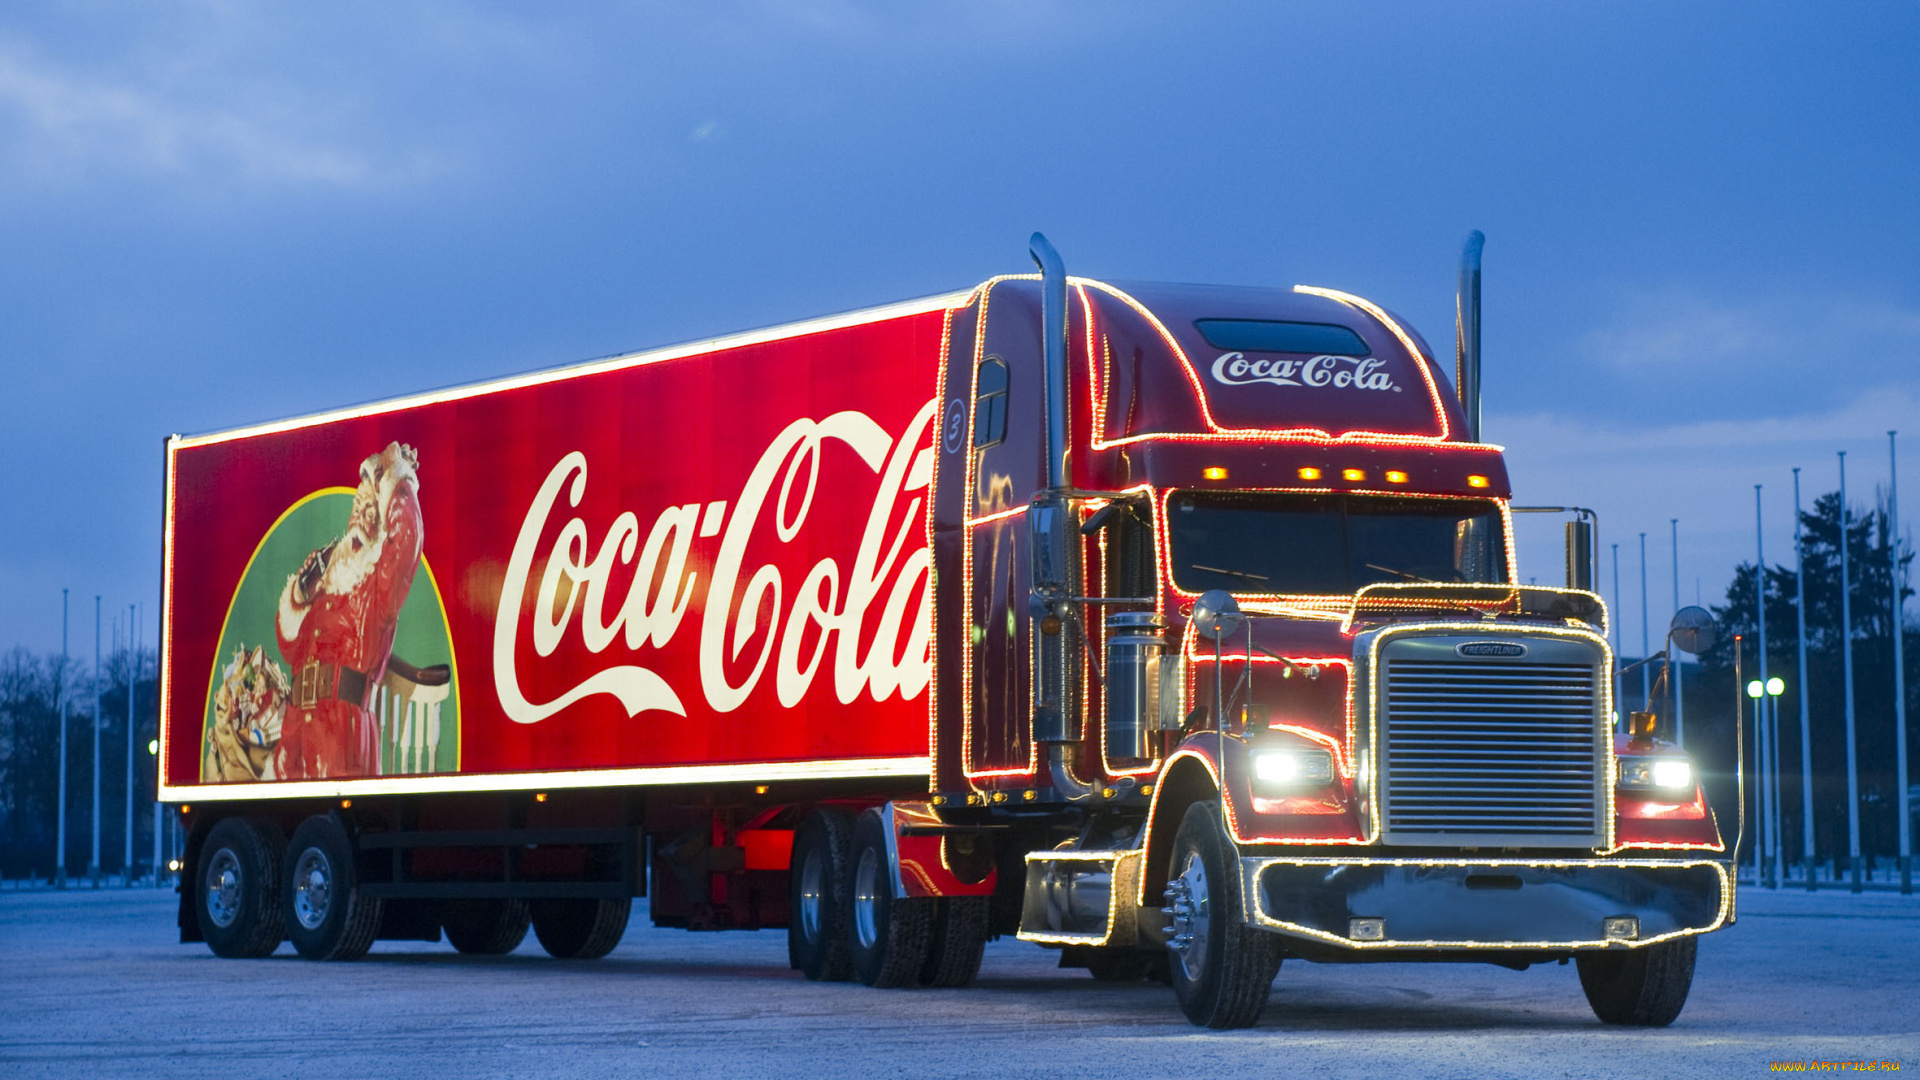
[1241,856,1731,951]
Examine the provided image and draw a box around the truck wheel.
[1577,936,1697,1026]
[285,815,382,961]
[1163,801,1280,1029]
[443,899,531,955]
[847,808,933,988]
[919,896,989,988]
[788,808,855,981]
[531,898,630,959]
[195,817,286,958]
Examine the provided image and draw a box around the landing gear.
[1163,801,1280,1029]
[1577,936,1697,1026]
[284,815,383,961]
[788,808,855,981]
[195,817,285,958]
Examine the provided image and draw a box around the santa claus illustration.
[273,442,425,779]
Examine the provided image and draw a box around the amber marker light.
[1467,474,1490,488]
[1342,468,1365,482]
[1203,466,1229,480]
[535,792,548,802]
[1385,470,1409,484]
[341,799,352,809]
[1297,467,1322,481]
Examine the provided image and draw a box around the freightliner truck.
[158,233,1729,1029]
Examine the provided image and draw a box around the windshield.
[1167,491,1508,595]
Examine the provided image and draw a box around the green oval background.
[201,488,460,779]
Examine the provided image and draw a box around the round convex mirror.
[1669,605,1719,655]
[1191,589,1245,642]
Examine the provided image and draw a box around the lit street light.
[1748,676,1787,887]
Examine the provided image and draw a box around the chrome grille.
[1381,652,1605,847]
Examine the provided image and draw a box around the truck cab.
[902,244,1727,1027]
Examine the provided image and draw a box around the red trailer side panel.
[160,296,965,799]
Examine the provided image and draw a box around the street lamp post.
[55,590,69,889]
[124,603,136,887]
[1890,431,1910,896]
[1672,519,1685,746]
[1754,487,1772,886]
[89,596,101,886]
[1794,468,1816,888]
[1749,676,1787,887]
[1840,451,1862,892]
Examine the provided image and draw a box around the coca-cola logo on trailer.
[1209,351,1397,392]
[492,402,937,725]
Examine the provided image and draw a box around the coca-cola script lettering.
[493,401,938,724]
[1208,351,1395,391]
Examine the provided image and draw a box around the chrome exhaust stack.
[1455,230,1485,442]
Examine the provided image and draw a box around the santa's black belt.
[294,659,369,708]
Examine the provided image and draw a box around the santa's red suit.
[274,443,423,779]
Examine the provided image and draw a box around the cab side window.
[973,357,1008,448]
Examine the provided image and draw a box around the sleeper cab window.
[973,357,1008,448]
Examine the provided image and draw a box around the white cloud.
[1575,287,1920,379]
[0,32,435,191]
[1491,386,1914,627]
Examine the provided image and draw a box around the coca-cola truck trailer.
[158,234,1729,1028]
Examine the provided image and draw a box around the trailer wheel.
[847,808,933,988]
[531,898,630,959]
[195,817,285,959]
[443,899,531,955]
[1163,801,1280,1029]
[1577,936,1697,1026]
[284,815,383,961]
[919,897,990,988]
[788,808,855,981]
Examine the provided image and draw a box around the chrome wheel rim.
[292,846,333,930]
[852,847,881,950]
[798,847,825,944]
[1165,850,1210,982]
[204,848,242,929]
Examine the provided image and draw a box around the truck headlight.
[1251,748,1334,789]
[1619,756,1693,791]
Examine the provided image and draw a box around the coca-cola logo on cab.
[1209,351,1397,392]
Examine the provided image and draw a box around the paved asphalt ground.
[2,886,1915,1079]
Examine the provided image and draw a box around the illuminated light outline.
[1362,622,1618,850]
[1154,486,1520,607]
[958,275,1044,783]
[1077,280,1463,448]
[1291,284,1452,441]
[1238,855,1732,950]
[1338,580,1609,641]
[1088,484,1166,781]
[158,438,181,794]
[1016,847,1143,946]
[159,754,932,803]
[171,291,978,451]
[927,304,959,790]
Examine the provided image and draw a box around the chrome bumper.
[1240,856,1731,951]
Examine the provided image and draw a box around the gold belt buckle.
[297,658,322,708]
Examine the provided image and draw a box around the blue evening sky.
[2,1,1915,654]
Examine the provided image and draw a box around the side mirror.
[1192,589,1244,641]
[1669,606,1719,655]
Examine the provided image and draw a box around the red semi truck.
[159,234,1729,1028]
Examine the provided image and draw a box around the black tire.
[531,898,630,959]
[788,808,855,981]
[1576,935,1697,1026]
[285,815,382,961]
[919,896,990,988]
[443,899,531,955]
[847,808,933,988]
[195,817,285,959]
[1163,801,1281,1029]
